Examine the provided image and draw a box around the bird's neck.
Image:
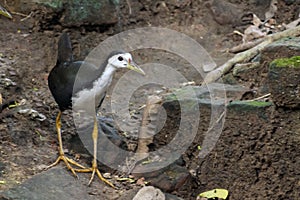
[72,63,117,112]
[100,63,117,83]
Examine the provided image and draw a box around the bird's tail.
[57,32,74,64]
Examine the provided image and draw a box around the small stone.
[133,163,190,193]
[133,186,165,200]
[103,172,111,179]
[206,0,243,26]
[136,177,146,186]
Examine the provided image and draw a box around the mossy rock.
[227,100,273,121]
[7,0,119,26]
[268,56,300,108]
[261,37,300,68]
[227,100,273,111]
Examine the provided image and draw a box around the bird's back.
[48,33,105,111]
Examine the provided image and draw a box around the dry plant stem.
[244,93,271,102]
[126,0,132,15]
[10,11,27,17]
[203,25,300,84]
[20,12,33,22]
[285,18,300,29]
[206,110,226,134]
[136,95,162,155]
[127,96,162,174]
[229,38,264,53]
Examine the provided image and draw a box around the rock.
[165,193,184,200]
[227,100,273,112]
[132,163,191,193]
[6,0,118,26]
[245,37,300,92]
[58,0,118,26]
[133,186,165,200]
[261,37,300,65]
[206,0,244,26]
[118,188,141,200]
[232,62,260,78]
[74,116,127,170]
[267,56,300,108]
[118,188,183,200]
[164,83,247,105]
[0,168,92,200]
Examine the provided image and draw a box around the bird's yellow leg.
[75,116,115,188]
[46,111,86,177]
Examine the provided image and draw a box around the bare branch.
[203,25,300,84]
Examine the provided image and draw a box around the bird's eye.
[118,56,123,61]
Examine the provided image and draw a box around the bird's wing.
[71,61,104,94]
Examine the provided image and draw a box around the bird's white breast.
[72,64,116,113]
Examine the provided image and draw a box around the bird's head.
[108,52,145,75]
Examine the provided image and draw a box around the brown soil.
[1,0,299,199]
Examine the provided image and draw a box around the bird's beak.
[127,60,145,75]
[0,6,12,19]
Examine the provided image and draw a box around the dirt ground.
[0,0,300,199]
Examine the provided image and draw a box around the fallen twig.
[284,14,300,29]
[10,11,27,17]
[229,38,264,53]
[203,25,300,84]
[126,0,132,15]
[243,93,271,102]
[20,11,33,22]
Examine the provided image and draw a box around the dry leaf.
[136,177,146,186]
[252,13,262,27]
[243,25,266,42]
[265,0,278,20]
[198,188,229,199]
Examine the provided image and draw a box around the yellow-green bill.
[0,5,12,19]
[198,188,229,199]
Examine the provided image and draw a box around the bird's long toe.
[74,165,115,188]
[46,155,86,178]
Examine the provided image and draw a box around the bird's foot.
[46,155,86,178]
[75,166,115,188]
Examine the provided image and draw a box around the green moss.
[242,101,273,107]
[270,56,300,68]
[228,100,273,112]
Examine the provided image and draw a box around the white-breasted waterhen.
[47,33,145,187]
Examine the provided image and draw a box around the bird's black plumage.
[48,33,124,111]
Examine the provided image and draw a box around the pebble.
[133,186,165,200]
